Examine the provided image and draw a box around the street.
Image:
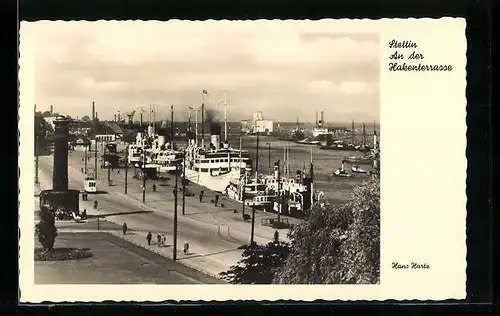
[36,148,293,276]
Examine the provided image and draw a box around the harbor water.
[223,134,375,205]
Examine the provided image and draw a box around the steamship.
[224,159,317,216]
[128,128,184,173]
[183,123,253,193]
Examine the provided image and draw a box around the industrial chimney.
[320,111,324,126]
[92,102,95,121]
[50,105,53,116]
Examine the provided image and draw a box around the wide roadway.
[38,152,249,275]
[35,232,219,284]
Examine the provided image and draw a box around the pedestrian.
[93,200,98,209]
[161,234,166,246]
[82,192,85,201]
[146,231,152,245]
[274,230,279,243]
[153,184,156,192]
[214,194,219,206]
[82,209,87,219]
[200,190,204,202]
[157,233,162,247]
[122,222,128,235]
[183,241,189,254]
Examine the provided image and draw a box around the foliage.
[34,112,54,142]
[35,247,93,261]
[81,115,91,122]
[219,240,291,284]
[273,175,380,284]
[35,206,58,251]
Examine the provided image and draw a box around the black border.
[3,0,496,313]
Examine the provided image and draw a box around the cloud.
[24,21,380,122]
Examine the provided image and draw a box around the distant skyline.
[24,21,380,123]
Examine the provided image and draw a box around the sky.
[24,21,380,123]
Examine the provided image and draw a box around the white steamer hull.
[184,168,241,193]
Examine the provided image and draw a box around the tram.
[84,177,97,193]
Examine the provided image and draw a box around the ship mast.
[223,91,228,143]
[195,107,198,146]
[310,146,314,207]
[362,122,366,147]
[351,120,355,145]
[283,146,286,179]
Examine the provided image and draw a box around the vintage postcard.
[18,18,467,302]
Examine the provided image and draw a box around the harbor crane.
[125,110,136,123]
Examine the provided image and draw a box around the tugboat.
[333,160,351,178]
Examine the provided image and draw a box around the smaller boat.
[333,161,351,177]
[351,165,367,174]
[333,169,351,177]
[344,155,373,164]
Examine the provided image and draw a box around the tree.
[35,206,58,251]
[34,112,54,144]
[273,175,380,284]
[81,115,91,122]
[219,240,291,284]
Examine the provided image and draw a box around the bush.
[273,175,380,284]
[219,241,291,284]
[35,206,58,251]
[34,247,93,261]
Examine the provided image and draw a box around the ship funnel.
[222,141,229,149]
[373,130,378,150]
[326,133,333,146]
[136,132,143,146]
[274,161,279,178]
[158,136,166,148]
[296,170,302,183]
[148,126,153,136]
[210,123,221,150]
[210,135,220,150]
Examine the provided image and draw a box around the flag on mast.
[202,89,208,95]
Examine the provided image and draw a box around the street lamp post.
[124,145,128,194]
[240,135,246,216]
[267,142,271,174]
[84,144,88,175]
[94,138,98,179]
[250,202,256,246]
[142,141,146,203]
[182,154,186,215]
[173,164,179,261]
[107,143,111,185]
